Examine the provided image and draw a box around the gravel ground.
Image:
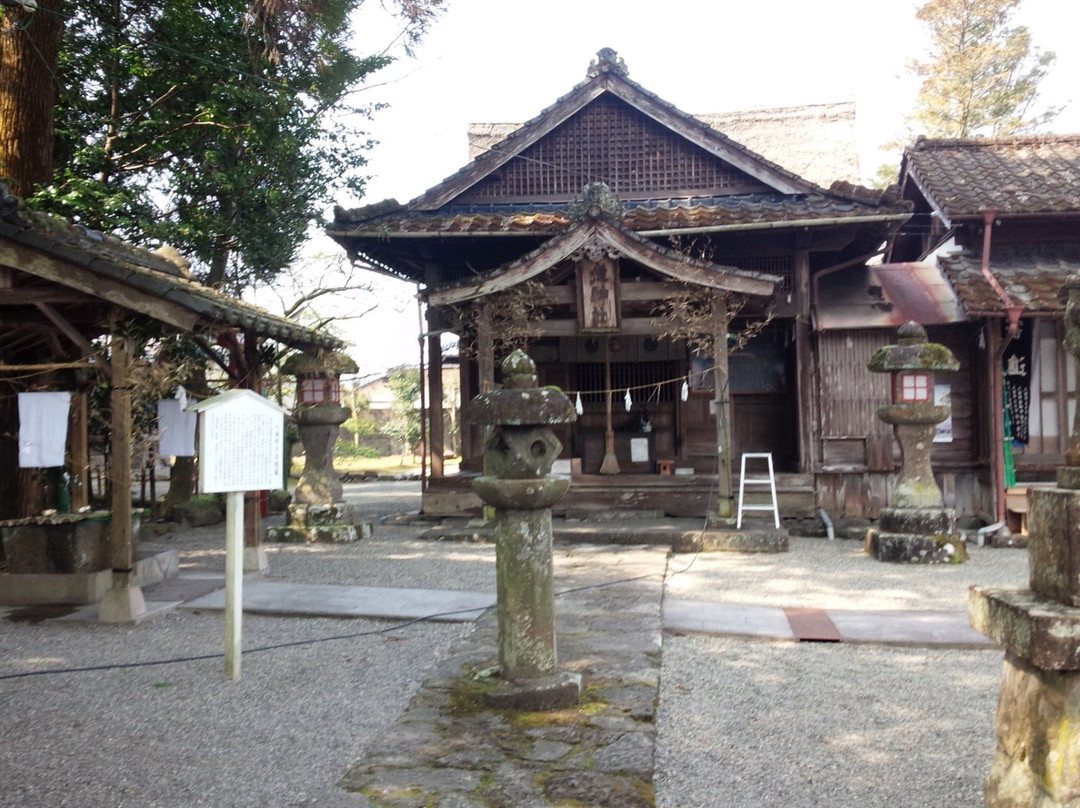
[1,481,1030,807]
[655,639,1002,808]
[657,532,1026,807]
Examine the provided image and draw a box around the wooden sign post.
[190,390,289,680]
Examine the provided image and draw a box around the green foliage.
[30,0,442,291]
[383,365,422,453]
[333,440,380,459]
[910,0,1058,137]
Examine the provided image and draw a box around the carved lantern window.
[297,375,341,406]
[894,371,933,404]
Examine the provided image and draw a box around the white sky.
[314,0,1080,376]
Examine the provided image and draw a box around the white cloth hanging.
[18,391,72,468]
[624,388,632,412]
[157,398,198,457]
[575,392,583,416]
[681,380,689,402]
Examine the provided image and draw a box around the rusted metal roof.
[939,245,1080,314]
[902,135,1080,223]
[815,262,967,330]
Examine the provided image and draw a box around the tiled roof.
[904,135,1080,221]
[939,244,1080,313]
[333,194,908,236]
[1,185,341,351]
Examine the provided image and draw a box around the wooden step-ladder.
[737,452,780,529]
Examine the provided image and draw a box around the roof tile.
[905,135,1080,219]
[940,244,1080,313]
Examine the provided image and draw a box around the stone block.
[1,515,110,574]
[984,654,1080,807]
[865,529,967,563]
[265,522,370,544]
[1028,488,1080,606]
[286,502,356,527]
[877,506,956,534]
[970,587,1080,670]
[687,530,789,554]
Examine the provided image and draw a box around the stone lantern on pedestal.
[865,321,966,563]
[465,349,581,710]
[970,274,1080,806]
[266,351,369,543]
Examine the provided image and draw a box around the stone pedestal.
[971,485,1080,807]
[265,503,372,543]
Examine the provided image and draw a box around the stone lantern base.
[265,503,372,544]
[971,484,1080,806]
[865,506,967,564]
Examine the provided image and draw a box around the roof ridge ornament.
[586,47,628,78]
[568,182,623,223]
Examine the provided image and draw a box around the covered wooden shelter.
[329,48,912,518]
[0,183,340,619]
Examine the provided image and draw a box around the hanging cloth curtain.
[18,392,72,468]
[157,397,198,457]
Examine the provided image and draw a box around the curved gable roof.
[410,48,822,210]
[428,213,779,307]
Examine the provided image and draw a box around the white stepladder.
[736,452,780,529]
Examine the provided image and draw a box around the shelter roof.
[0,185,342,360]
[900,135,1080,225]
[939,244,1080,314]
[428,213,780,307]
[469,101,862,189]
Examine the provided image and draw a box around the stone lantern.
[865,321,966,563]
[266,351,368,543]
[465,349,581,709]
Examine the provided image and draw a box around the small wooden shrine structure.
[329,49,913,518]
[0,183,340,615]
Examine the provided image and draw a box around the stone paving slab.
[310,545,668,808]
[664,598,995,648]
[182,580,496,623]
[663,599,794,639]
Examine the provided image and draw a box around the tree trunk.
[0,1,64,196]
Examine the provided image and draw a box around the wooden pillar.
[793,249,820,474]
[99,331,146,622]
[477,301,495,394]
[713,301,733,518]
[69,391,90,511]
[242,331,266,572]
[427,329,445,478]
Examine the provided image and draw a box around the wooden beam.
[0,241,199,331]
[0,289,88,305]
[35,303,101,359]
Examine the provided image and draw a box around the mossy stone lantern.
[866,322,966,563]
[465,349,581,709]
[280,351,357,507]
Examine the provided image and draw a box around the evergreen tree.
[911,0,1058,137]
[0,0,441,290]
